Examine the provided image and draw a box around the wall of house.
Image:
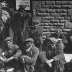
[32,1,72,36]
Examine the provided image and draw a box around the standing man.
[21,38,39,72]
[29,16,43,51]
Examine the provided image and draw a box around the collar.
[26,46,32,52]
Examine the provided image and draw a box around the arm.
[6,49,22,62]
[9,45,22,60]
[13,49,22,59]
[46,53,64,64]
[23,48,39,64]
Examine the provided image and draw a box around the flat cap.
[4,37,12,42]
[25,38,34,43]
[49,37,62,43]
[49,37,58,43]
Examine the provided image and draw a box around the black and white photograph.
[0,0,72,72]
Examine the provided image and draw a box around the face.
[33,21,39,27]
[48,40,56,48]
[26,42,32,48]
[6,41,13,48]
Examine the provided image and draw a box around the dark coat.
[23,45,39,72]
[4,44,22,69]
[29,26,43,51]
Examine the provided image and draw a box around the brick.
[70,1,72,4]
[54,25,64,29]
[43,29,47,32]
[61,5,72,9]
[42,20,50,23]
[37,13,49,17]
[62,29,71,32]
[43,23,49,26]
[55,17,64,20]
[50,28,58,32]
[53,23,64,26]
[56,1,70,5]
[60,20,68,23]
[50,13,59,16]
[55,9,67,13]
[51,31,58,33]
[43,32,51,35]
[67,5,72,9]
[62,5,68,9]
[43,26,54,29]
[56,1,62,5]
[50,19,59,23]
[62,1,70,5]
[37,9,46,13]
[45,9,55,13]
[45,1,55,5]
[46,23,54,26]
[59,13,67,16]
[41,5,47,8]
[47,5,54,8]
[53,5,61,9]
[40,23,45,26]
[60,32,67,34]
[43,17,54,20]
[41,1,45,5]
[36,13,41,16]
[64,16,70,20]
[43,29,50,32]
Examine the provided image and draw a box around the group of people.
[0,33,72,72]
[0,37,39,72]
[1,1,72,72]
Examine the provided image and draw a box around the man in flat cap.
[29,16,43,51]
[3,37,22,72]
[21,38,39,72]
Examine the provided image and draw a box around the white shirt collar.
[26,46,32,52]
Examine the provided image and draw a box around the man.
[42,37,65,72]
[3,37,22,72]
[29,16,43,51]
[21,38,39,72]
[46,53,72,67]
[0,1,10,50]
[56,29,68,44]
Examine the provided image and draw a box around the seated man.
[46,53,72,67]
[3,37,22,72]
[21,38,39,72]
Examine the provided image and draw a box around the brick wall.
[32,1,72,36]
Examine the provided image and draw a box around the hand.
[6,57,13,62]
[46,60,51,64]
[48,63,52,67]
[21,56,25,63]
[22,55,27,58]
[46,60,53,67]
